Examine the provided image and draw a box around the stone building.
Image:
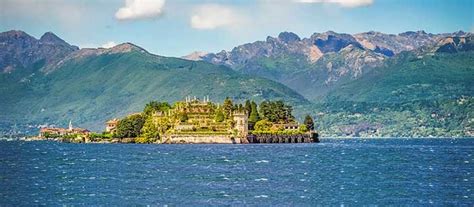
[233,111,248,138]
[105,119,119,133]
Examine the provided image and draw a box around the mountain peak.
[0,30,35,41]
[182,51,209,61]
[108,42,148,54]
[399,30,429,36]
[2,30,29,36]
[40,32,67,44]
[278,32,301,43]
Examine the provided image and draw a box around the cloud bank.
[115,0,165,20]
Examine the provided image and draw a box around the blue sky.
[1,0,472,57]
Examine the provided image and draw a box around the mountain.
[187,30,470,101]
[326,47,474,104]
[1,30,473,137]
[0,30,79,74]
[0,31,307,135]
[433,35,474,53]
[185,31,473,137]
[306,36,474,137]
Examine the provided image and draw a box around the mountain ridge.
[0,30,309,134]
[184,30,472,101]
[1,30,472,137]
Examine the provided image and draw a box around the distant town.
[34,96,319,144]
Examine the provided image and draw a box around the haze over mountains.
[1,30,473,137]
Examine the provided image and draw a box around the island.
[36,97,319,144]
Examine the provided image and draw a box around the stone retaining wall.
[247,133,319,143]
[166,134,240,144]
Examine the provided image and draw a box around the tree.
[298,124,309,133]
[116,114,145,138]
[143,101,171,117]
[179,113,189,123]
[254,120,273,131]
[237,103,243,112]
[214,109,225,122]
[244,100,252,116]
[223,97,234,119]
[304,115,315,131]
[259,100,294,123]
[249,101,260,124]
[140,116,160,142]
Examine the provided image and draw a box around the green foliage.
[143,101,171,117]
[249,101,260,124]
[298,124,309,133]
[0,50,307,134]
[244,100,252,115]
[43,132,60,138]
[326,52,474,103]
[116,113,145,138]
[214,109,225,122]
[302,97,474,137]
[89,132,112,140]
[223,97,234,119]
[236,103,244,112]
[254,120,273,131]
[179,113,189,123]
[259,100,294,123]
[140,116,160,141]
[63,134,79,139]
[304,115,315,131]
[135,136,157,144]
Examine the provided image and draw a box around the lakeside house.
[105,119,119,133]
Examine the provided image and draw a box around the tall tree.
[223,97,234,119]
[259,101,271,120]
[140,116,159,141]
[116,113,145,138]
[304,115,315,131]
[143,101,171,117]
[254,120,272,131]
[259,100,294,123]
[244,100,252,116]
[249,101,260,124]
[214,109,225,122]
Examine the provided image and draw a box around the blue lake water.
[0,138,473,205]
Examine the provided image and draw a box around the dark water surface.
[0,138,473,205]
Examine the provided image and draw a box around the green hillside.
[0,48,307,133]
[302,51,474,137]
[232,47,385,102]
[326,51,474,103]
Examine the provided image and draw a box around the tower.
[233,112,248,138]
[68,120,73,131]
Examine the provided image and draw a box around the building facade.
[105,119,119,133]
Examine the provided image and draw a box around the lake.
[0,138,473,205]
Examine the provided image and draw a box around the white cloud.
[294,0,373,8]
[115,0,165,20]
[190,4,243,30]
[101,41,118,48]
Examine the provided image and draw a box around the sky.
[1,0,473,57]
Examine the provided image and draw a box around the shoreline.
[1,136,473,143]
